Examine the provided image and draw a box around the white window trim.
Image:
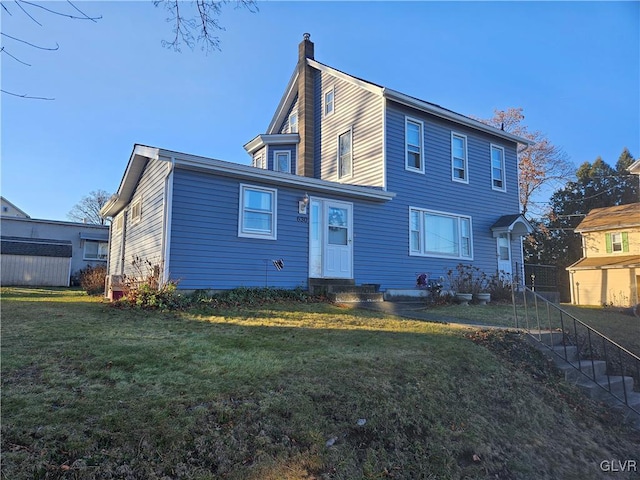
[337,128,353,180]
[83,240,108,261]
[238,184,277,240]
[324,87,335,117]
[408,207,473,260]
[490,144,506,192]
[405,116,424,173]
[114,214,123,232]
[288,111,298,134]
[130,198,142,224]
[451,132,469,184]
[273,150,291,174]
[611,232,623,252]
[253,151,266,169]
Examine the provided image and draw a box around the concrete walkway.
[337,300,517,329]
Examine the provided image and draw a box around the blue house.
[101,34,532,297]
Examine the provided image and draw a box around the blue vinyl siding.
[169,167,309,290]
[117,157,168,278]
[267,145,297,174]
[313,69,384,187]
[372,102,524,285]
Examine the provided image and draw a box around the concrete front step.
[556,359,608,381]
[530,330,566,347]
[574,375,635,401]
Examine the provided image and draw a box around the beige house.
[567,203,640,306]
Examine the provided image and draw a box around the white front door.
[309,198,353,279]
[497,233,512,275]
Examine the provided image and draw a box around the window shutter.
[622,232,629,252]
[605,233,612,253]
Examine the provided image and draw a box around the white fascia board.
[267,68,300,134]
[244,134,300,154]
[166,149,395,202]
[575,223,640,234]
[383,89,534,146]
[100,144,161,218]
[629,159,640,174]
[307,59,384,96]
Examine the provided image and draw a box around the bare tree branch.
[65,0,99,23]
[68,190,112,225]
[16,0,102,21]
[154,0,257,53]
[14,0,42,26]
[0,88,54,100]
[1,47,32,66]
[1,32,59,50]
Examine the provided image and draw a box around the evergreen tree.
[524,149,637,300]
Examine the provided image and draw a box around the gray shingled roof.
[0,237,72,258]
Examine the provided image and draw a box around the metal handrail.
[513,285,640,415]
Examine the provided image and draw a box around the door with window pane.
[323,200,353,278]
[497,233,512,275]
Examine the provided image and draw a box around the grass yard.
[1,287,639,480]
[422,302,640,356]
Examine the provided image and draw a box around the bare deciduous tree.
[67,190,112,225]
[475,107,573,217]
[153,0,258,53]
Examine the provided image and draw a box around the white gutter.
[383,88,534,146]
[169,150,395,202]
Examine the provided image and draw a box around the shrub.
[487,271,513,302]
[77,264,107,295]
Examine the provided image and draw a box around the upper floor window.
[114,215,123,232]
[491,145,506,191]
[324,88,335,117]
[253,151,266,169]
[409,207,472,259]
[131,199,142,223]
[607,232,629,253]
[274,151,291,174]
[451,133,468,183]
[405,118,424,173]
[84,240,108,261]
[288,111,298,133]
[238,184,277,240]
[338,129,352,179]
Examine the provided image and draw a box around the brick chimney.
[297,33,315,177]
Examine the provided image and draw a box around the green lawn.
[422,302,640,356]
[1,288,639,480]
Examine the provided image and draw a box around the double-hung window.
[324,88,334,117]
[451,133,468,183]
[338,129,352,179]
[491,145,506,191]
[84,240,108,261]
[131,199,142,223]
[239,185,277,240]
[606,232,629,253]
[409,207,472,259]
[274,151,291,174]
[253,151,266,169]
[288,111,298,133]
[405,118,424,173]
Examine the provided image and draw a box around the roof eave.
[383,89,534,146]
[100,144,160,218]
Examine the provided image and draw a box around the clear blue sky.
[2,1,638,221]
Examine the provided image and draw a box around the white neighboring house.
[1,196,30,218]
[1,216,109,287]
